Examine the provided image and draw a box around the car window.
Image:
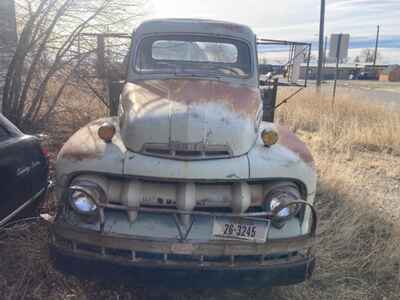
[135,35,252,78]
[0,126,10,142]
[152,40,238,63]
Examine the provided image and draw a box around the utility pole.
[332,33,343,103]
[316,0,326,88]
[373,25,380,67]
[323,35,328,79]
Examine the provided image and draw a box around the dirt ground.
[0,87,399,299]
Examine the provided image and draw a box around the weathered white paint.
[119,81,261,158]
[121,179,142,221]
[231,182,251,213]
[176,182,196,226]
[56,19,317,240]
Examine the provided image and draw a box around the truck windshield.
[135,35,252,78]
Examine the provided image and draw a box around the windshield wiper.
[208,65,244,77]
[179,68,222,79]
[155,62,222,79]
[156,62,180,74]
[178,72,221,80]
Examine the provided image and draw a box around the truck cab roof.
[134,18,255,42]
[129,18,258,86]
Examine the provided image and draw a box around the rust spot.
[276,125,315,168]
[125,79,261,120]
[58,119,118,161]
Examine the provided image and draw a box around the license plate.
[212,217,269,243]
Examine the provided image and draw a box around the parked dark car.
[0,113,49,227]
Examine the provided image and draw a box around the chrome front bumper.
[49,221,315,287]
[48,204,317,287]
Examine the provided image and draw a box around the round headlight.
[70,190,97,214]
[264,185,302,228]
[269,197,291,218]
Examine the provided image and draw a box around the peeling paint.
[125,80,260,120]
[276,125,315,167]
[120,80,262,157]
[58,123,105,161]
[58,118,123,162]
[53,19,318,282]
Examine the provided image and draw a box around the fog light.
[261,129,278,146]
[98,122,115,143]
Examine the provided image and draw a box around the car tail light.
[41,146,49,159]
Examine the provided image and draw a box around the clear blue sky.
[148,0,400,63]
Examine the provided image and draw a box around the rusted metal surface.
[52,243,312,271]
[275,124,315,167]
[54,19,318,278]
[125,80,261,119]
[248,123,317,195]
[50,222,314,257]
[120,80,261,157]
[58,118,125,162]
[56,117,126,199]
[121,20,261,158]
[58,127,103,162]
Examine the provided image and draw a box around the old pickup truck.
[50,19,317,288]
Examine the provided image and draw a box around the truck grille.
[142,143,232,160]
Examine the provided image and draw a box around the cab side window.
[0,125,10,142]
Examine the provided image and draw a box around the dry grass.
[277,88,400,154]
[273,89,400,300]
[0,85,399,299]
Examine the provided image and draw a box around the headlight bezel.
[264,184,304,228]
[67,180,105,216]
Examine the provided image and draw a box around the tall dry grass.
[273,88,400,300]
[277,88,400,154]
[0,85,399,299]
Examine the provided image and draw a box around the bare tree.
[2,0,145,128]
[360,48,381,63]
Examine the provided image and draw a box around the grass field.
[0,85,399,299]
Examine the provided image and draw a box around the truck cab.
[50,19,317,288]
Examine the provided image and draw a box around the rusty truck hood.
[119,79,262,158]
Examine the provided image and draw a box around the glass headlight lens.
[65,177,106,221]
[70,190,97,214]
[264,185,302,228]
[270,197,291,218]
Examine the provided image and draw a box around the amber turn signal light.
[98,122,116,143]
[261,129,279,146]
